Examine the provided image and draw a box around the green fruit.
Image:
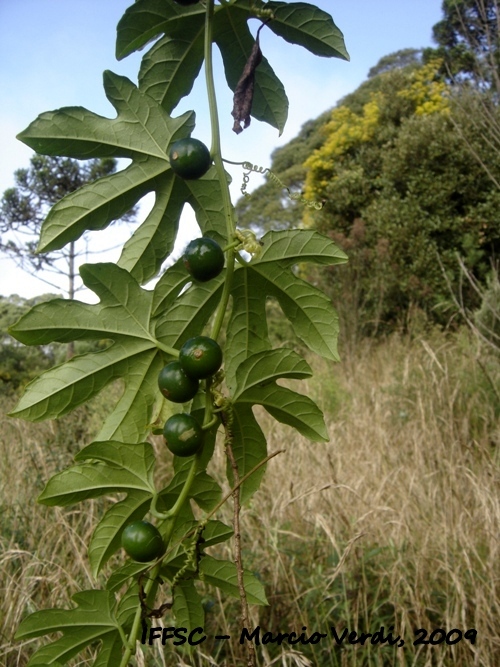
[163,413,203,457]
[158,361,199,403]
[169,137,211,180]
[121,521,165,563]
[183,237,225,282]
[179,336,223,379]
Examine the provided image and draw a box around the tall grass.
[1,328,499,666]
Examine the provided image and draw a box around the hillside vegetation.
[236,53,500,341]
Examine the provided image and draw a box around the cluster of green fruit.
[159,335,223,456]
[122,136,224,563]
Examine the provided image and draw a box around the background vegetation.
[1,324,499,666]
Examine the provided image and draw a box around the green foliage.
[0,294,62,393]
[239,57,500,338]
[9,1,349,665]
[305,65,500,332]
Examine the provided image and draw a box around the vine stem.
[203,5,257,661]
[118,563,161,667]
[156,448,286,566]
[120,3,251,663]
[204,0,237,341]
[223,411,255,667]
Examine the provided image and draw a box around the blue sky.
[0,0,444,299]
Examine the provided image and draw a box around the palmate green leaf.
[226,351,324,497]
[97,351,164,444]
[16,71,228,282]
[25,629,123,667]
[237,382,328,442]
[201,520,234,548]
[91,633,124,667]
[199,555,268,606]
[224,230,346,391]
[15,590,123,667]
[257,229,348,267]
[250,229,347,362]
[116,172,185,283]
[37,440,208,576]
[8,263,169,442]
[255,261,341,361]
[229,404,268,505]
[117,168,228,284]
[72,440,156,575]
[8,262,223,443]
[35,157,168,254]
[154,271,225,344]
[266,1,350,60]
[151,258,191,315]
[9,340,154,424]
[233,348,312,399]
[17,70,193,254]
[38,441,156,507]
[117,0,348,134]
[213,6,288,134]
[17,71,190,161]
[173,579,205,632]
[139,19,205,114]
[117,0,288,133]
[116,0,205,59]
[9,263,155,345]
[224,269,271,393]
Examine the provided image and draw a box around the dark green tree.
[368,48,422,78]
[0,293,59,393]
[0,155,135,301]
[424,0,500,86]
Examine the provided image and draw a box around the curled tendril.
[239,161,323,210]
[171,522,206,590]
[235,229,263,258]
[249,0,274,20]
[211,388,230,409]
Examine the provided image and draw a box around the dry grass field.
[1,327,499,666]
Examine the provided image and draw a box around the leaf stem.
[153,339,179,358]
[165,455,200,518]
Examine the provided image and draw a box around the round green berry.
[163,413,204,457]
[158,361,199,403]
[179,336,223,380]
[183,237,225,282]
[121,521,165,562]
[169,137,211,180]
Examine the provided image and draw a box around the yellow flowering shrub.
[304,96,381,203]
[397,59,450,115]
[303,60,450,221]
